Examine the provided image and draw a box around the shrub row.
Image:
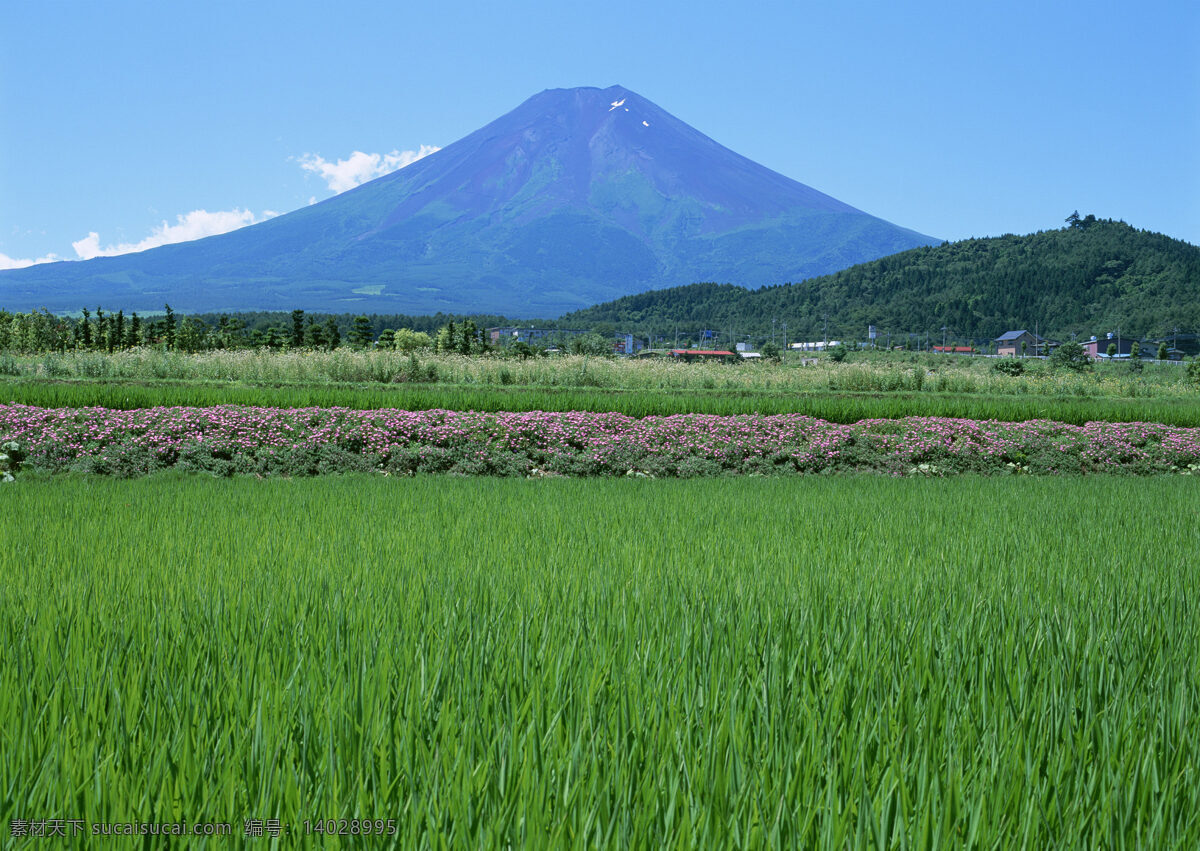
[5,404,1200,478]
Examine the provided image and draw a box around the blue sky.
[2,0,1197,269]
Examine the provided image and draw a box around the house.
[932,346,975,354]
[612,334,646,355]
[1081,334,1142,359]
[1146,337,1189,360]
[995,330,1051,357]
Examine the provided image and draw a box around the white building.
[789,341,841,351]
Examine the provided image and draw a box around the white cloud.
[0,251,60,270]
[298,145,439,194]
[71,208,275,260]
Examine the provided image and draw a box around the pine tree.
[306,317,325,349]
[96,307,106,352]
[349,315,374,348]
[164,304,177,350]
[79,308,92,348]
[291,309,305,349]
[459,319,479,355]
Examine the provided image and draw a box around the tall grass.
[13,348,1200,398]
[3,475,1199,846]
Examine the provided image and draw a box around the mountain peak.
[0,86,938,315]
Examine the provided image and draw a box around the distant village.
[486,325,1199,360]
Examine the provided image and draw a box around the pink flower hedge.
[2,403,1200,477]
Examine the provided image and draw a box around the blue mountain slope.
[0,85,938,315]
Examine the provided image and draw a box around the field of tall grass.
[8,347,1198,398]
[4,352,1200,426]
[4,475,1199,846]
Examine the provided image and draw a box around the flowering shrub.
[2,403,1199,478]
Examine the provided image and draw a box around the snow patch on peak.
[608,98,626,111]
[642,121,650,127]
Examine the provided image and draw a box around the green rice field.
[4,475,1199,847]
[4,379,1200,426]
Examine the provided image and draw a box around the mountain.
[1,85,937,316]
[563,219,1200,341]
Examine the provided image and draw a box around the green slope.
[563,218,1200,340]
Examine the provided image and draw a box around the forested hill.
[562,219,1200,340]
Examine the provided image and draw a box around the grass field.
[4,380,1200,429]
[5,348,1198,427]
[9,347,1199,398]
[4,475,1199,847]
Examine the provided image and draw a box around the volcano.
[1,85,938,315]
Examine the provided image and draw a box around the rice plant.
[3,380,1200,426]
[2,475,1199,846]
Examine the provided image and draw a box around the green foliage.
[393,328,433,352]
[163,303,176,350]
[290,309,305,349]
[1188,358,1200,386]
[0,439,23,482]
[5,475,1200,845]
[567,333,612,356]
[305,318,326,349]
[827,343,849,363]
[993,358,1025,376]
[349,314,375,348]
[563,220,1200,340]
[1048,341,1092,372]
[760,341,782,361]
[434,320,487,355]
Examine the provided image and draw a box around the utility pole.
[823,315,828,349]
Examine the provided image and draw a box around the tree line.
[0,307,623,356]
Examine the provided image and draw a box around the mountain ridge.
[0,85,937,315]
[562,219,1200,340]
